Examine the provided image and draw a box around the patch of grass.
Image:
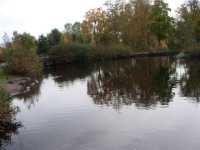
[0,87,10,102]
[0,68,17,87]
[0,69,11,101]
[0,68,8,87]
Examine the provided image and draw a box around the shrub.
[49,43,134,63]
[0,48,5,62]
[49,43,94,63]
[0,88,10,102]
[3,32,42,78]
[0,87,21,148]
[5,48,42,78]
[0,68,7,86]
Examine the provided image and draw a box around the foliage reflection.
[87,58,176,109]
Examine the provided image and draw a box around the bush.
[0,48,5,62]
[0,88,10,102]
[49,43,94,62]
[5,48,42,78]
[0,68,8,86]
[94,43,133,59]
[49,43,134,63]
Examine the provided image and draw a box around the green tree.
[12,32,37,50]
[47,29,63,47]
[72,22,83,43]
[104,0,125,43]
[64,23,73,35]
[37,35,49,54]
[64,22,83,43]
[176,0,200,50]
[150,0,174,48]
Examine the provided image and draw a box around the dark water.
[2,57,200,150]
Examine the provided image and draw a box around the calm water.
[2,57,200,150]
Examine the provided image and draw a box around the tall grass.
[0,68,8,86]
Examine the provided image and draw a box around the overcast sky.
[0,0,185,39]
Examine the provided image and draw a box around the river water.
[2,57,200,150]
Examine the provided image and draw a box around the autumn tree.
[81,20,92,43]
[104,0,125,43]
[105,0,156,50]
[5,32,42,77]
[81,8,109,45]
[125,0,152,50]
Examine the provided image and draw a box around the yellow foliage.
[63,35,71,44]
[81,8,108,44]
[160,40,168,49]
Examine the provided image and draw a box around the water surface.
[2,57,200,150]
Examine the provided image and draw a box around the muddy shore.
[4,77,40,97]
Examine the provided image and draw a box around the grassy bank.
[0,85,22,146]
[0,68,8,87]
[0,68,15,99]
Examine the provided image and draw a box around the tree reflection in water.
[15,81,42,109]
[88,57,177,110]
[12,57,200,111]
[44,63,96,87]
[0,98,22,149]
[179,59,200,102]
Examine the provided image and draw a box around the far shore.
[41,50,200,67]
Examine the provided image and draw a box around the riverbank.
[41,50,200,67]
[5,77,40,97]
[0,69,40,97]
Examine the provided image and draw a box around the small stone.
[31,82,36,87]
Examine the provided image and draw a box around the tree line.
[34,0,200,53]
